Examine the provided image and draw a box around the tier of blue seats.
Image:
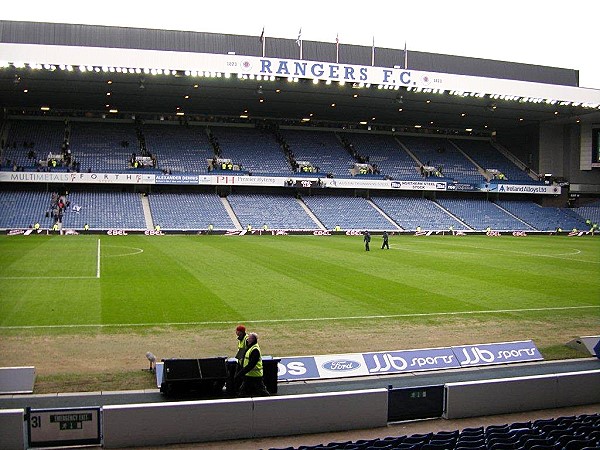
[495,200,589,231]
[2,120,540,185]
[281,129,356,177]
[453,139,534,182]
[302,195,398,230]
[210,126,291,175]
[227,193,318,230]
[2,120,65,170]
[339,133,421,180]
[371,196,469,231]
[148,192,234,230]
[63,191,146,229]
[436,198,533,231]
[142,124,213,173]
[267,413,600,450]
[70,122,140,173]
[1,190,597,231]
[398,136,486,184]
[0,190,55,228]
[574,200,600,226]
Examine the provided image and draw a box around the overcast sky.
[4,0,599,89]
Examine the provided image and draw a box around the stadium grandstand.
[0,20,599,450]
[0,20,599,235]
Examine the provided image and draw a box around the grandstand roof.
[1,20,600,134]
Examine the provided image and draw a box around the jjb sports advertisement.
[277,340,542,381]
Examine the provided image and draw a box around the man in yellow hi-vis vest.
[235,332,270,397]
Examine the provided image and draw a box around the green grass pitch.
[0,234,598,331]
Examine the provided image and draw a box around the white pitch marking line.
[1,305,597,330]
[97,238,101,279]
[102,246,144,257]
[389,242,598,263]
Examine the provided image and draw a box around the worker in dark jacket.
[381,231,389,249]
[235,324,248,366]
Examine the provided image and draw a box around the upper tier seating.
[142,124,214,173]
[69,122,140,173]
[372,196,469,231]
[398,136,485,184]
[227,193,317,230]
[148,192,235,230]
[453,139,535,182]
[210,126,291,175]
[436,198,533,231]
[280,129,355,177]
[495,200,589,231]
[302,195,399,230]
[2,120,65,170]
[339,133,421,180]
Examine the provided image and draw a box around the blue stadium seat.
[452,139,534,182]
[399,135,485,184]
[302,195,398,230]
[148,192,235,230]
[281,129,354,178]
[209,126,292,175]
[228,193,318,230]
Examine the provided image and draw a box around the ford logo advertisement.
[322,359,361,371]
[313,354,369,378]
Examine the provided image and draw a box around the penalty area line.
[1,305,597,330]
[0,239,102,280]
